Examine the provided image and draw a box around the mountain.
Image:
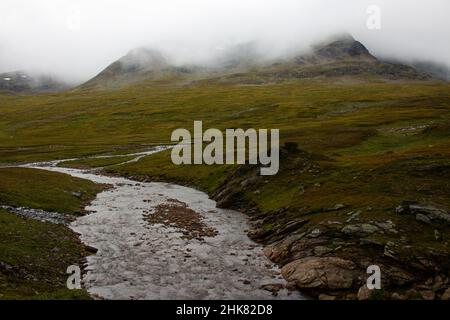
[0,71,68,93]
[299,34,376,63]
[81,47,198,89]
[259,34,431,82]
[80,35,434,89]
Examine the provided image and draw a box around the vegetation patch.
[0,167,106,215]
[0,208,91,299]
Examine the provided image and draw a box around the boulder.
[357,285,371,300]
[281,257,358,290]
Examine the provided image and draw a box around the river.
[23,148,302,300]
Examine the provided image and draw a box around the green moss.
[105,149,233,192]
[0,167,106,214]
[0,209,91,300]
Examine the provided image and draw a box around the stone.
[341,223,379,236]
[374,220,397,234]
[285,281,298,291]
[260,283,284,295]
[405,289,420,299]
[441,288,450,300]
[281,257,357,290]
[85,245,98,254]
[263,234,304,263]
[334,204,347,210]
[419,290,435,300]
[357,285,371,300]
[434,230,442,241]
[416,213,431,224]
[395,205,406,214]
[346,211,361,223]
[313,246,333,256]
[319,294,337,300]
[240,177,258,188]
[391,292,406,300]
[433,275,448,289]
[383,265,415,286]
[397,202,450,225]
[71,191,82,198]
[410,204,450,224]
[308,228,322,238]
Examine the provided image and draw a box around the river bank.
[100,145,450,300]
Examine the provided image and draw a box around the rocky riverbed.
[22,153,303,300]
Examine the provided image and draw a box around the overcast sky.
[0,0,449,82]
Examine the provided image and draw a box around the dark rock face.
[314,39,372,60]
[283,35,431,81]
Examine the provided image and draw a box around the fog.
[1,0,449,83]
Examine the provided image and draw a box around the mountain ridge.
[79,35,435,89]
[0,71,68,93]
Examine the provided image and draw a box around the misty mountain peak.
[216,42,262,69]
[119,47,169,72]
[81,47,173,89]
[313,35,373,61]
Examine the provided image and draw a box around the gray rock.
[342,223,379,236]
[397,202,450,225]
[308,228,322,238]
[71,191,83,198]
[410,204,450,223]
[346,211,361,223]
[416,213,431,224]
[374,220,397,234]
[334,204,347,210]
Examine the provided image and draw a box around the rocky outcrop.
[281,257,360,291]
[396,201,450,225]
[206,144,450,299]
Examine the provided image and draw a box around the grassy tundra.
[1,74,449,299]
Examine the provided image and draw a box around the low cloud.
[0,0,449,82]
